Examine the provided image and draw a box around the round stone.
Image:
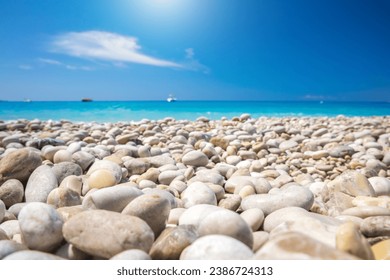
[53,150,73,163]
[59,175,83,195]
[47,187,82,208]
[110,249,151,260]
[252,231,269,251]
[122,193,171,237]
[0,240,27,259]
[198,210,253,248]
[218,194,241,211]
[240,208,265,231]
[18,202,64,252]
[180,235,253,260]
[0,179,24,208]
[341,206,390,218]
[328,170,375,197]
[279,140,299,151]
[225,176,271,194]
[368,177,390,196]
[55,243,90,260]
[25,165,58,203]
[150,225,198,260]
[52,162,83,185]
[87,160,122,183]
[360,216,390,237]
[178,204,224,227]
[181,182,217,208]
[182,151,209,167]
[167,208,186,225]
[88,169,117,189]
[72,151,95,171]
[63,209,154,259]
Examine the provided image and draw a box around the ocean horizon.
[0,100,389,122]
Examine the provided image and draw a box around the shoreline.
[0,115,390,260]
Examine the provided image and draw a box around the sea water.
[0,101,389,122]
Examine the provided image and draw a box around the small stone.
[254,232,358,259]
[110,249,151,260]
[240,208,265,231]
[182,151,209,167]
[341,206,390,218]
[88,169,117,189]
[18,202,64,252]
[328,170,375,197]
[122,193,171,237]
[47,187,82,208]
[218,194,241,211]
[0,220,21,239]
[178,204,224,227]
[52,162,83,184]
[63,209,154,259]
[87,160,122,183]
[83,185,143,212]
[252,231,269,251]
[188,171,225,186]
[198,210,253,248]
[55,243,90,260]
[0,240,27,259]
[72,151,95,171]
[3,250,64,260]
[368,177,390,196]
[181,182,217,208]
[360,216,390,237]
[25,165,58,203]
[56,205,84,222]
[336,222,374,259]
[0,148,42,184]
[371,239,390,260]
[180,235,253,260]
[241,185,314,215]
[0,179,24,208]
[279,140,298,151]
[167,208,186,225]
[59,175,83,195]
[53,150,72,163]
[225,176,271,194]
[150,225,198,260]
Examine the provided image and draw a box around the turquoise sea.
[0,101,389,122]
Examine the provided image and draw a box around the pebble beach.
[1,115,390,260]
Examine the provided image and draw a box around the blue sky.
[0,0,389,101]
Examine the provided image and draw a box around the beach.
[0,115,390,260]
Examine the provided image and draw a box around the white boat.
[167,94,177,102]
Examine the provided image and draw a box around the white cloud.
[37,57,93,71]
[183,48,209,74]
[19,64,32,70]
[50,30,181,68]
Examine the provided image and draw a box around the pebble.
[53,150,73,163]
[25,165,58,203]
[150,225,198,260]
[3,250,65,260]
[225,176,271,194]
[167,208,186,225]
[181,151,209,167]
[47,188,82,208]
[368,177,390,196]
[252,231,269,251]
[371,239,390,260]
[240,208,265,231]
[18,202,64,252]
[88,169,117,189]
[241,185,314,215]
[0,220,21,239]
[328,170,376,197]
[122,193,171,237]
[59,175,83,195]
[110,249,152,260]
[341,206,390,218]
[0,148,42,184]
[52,162,83,184]
[55,243,90,260]
[0,179,24,208]
[360,216,390,237]
[181,182,217,208]
[178,204,224,227]
[72,151,95,171]
[87,160,122,183]
[0,240,27,259]
[83,185,143,212]
[63,209,154,259]
[180,235,253,260]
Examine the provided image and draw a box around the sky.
[0,0,389,101]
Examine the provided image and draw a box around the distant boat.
[81,98,93,102]
[167,94,177,102]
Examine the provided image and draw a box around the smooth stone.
[178,204,224,227]
[158,170,184,185]
[335,215,364,227]
[136,168,160,183]
[0,220,20,239]
[88,169,117,189]
[72,151,95,171]
[110,249,151,260]
[241,185,314,216]
[56,205,84,222]
[360,216,390,237]
[341,206,390,218]
[0,240,27,259]
[143,188,177,209]
[0,200,4,222]
[25,165,58,203]
[63,209,154,259]
[254,232,358,260]
[83,185,143,212]
[0,148,42,184]
[59,175,83,195]
[124,158,149,175]
[52,162,83,184]
[150,225,198,260]
[47,187,82,208]
[328,145,355,158]
[352,196,390,208]
[218,194,241,211]
[122,193,171,237]
[279,140,299,151]
[336,222,374,259]
[182,151,209,167]
[371,239,390,260]
[225,176,271,194]
[263,207,342,233]
[240,208,265,231]
[87,160,122,183]
[147,155,176,168]
[0,179,24,208]
[180,235,253,260]
[3,250,64,260]
[167,208,186,225]
[187,171,225,186]
[7,202,28,218]
[42,146,65,162]
[324,191,354,216]
[198,210,253,248]
[55,243,90,260]
[53,150,72,163]
[369,177,390,196]
[328,170,375,197]
[252,231,269,251]
[237,185,256,198]
[0,228,8,240]
[207,184,225,201]
[18,202,64,251]
[181,182,217,208]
